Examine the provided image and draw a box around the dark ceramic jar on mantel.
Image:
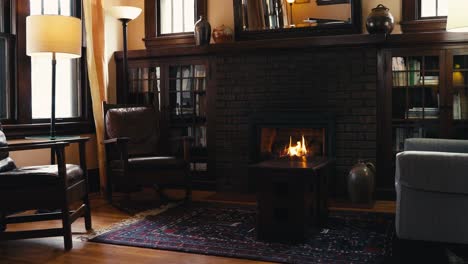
[366,4,394,35]
[194,16,211,46]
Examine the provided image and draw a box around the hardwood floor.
[0,190,395,264]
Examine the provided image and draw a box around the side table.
[249,157,334,243]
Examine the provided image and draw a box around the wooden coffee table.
[249,157,334,243]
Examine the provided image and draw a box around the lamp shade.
[26,15,82,58]
[108,6,142,20]
[447,0,468,32]
[286,0,295,3]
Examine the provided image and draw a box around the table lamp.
[26,15,82,139]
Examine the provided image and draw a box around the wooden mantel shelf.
[115,32,468,61]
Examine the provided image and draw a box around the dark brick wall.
[213,47,378,196]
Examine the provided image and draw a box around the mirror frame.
[144,0,208,48]
[233,0,362,41]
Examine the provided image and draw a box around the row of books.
[407,107,439,119]
[392,57,439,86]
[400,93,468,120]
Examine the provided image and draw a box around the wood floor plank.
[0,190,395,264]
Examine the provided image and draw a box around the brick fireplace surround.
[213,47,377,197]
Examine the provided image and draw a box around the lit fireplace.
[259,128,324,161]
[282,135,308,158]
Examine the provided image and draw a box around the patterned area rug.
[89,202,394,264]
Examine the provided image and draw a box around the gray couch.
[395,138,468,244]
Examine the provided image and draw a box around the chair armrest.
[103,137,130,145]
[395,151,468,194]
[169,136,194,142]
[0,141,69,152]
[404,138,468,153]
[170,136,194,162]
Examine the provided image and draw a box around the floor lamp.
[26,15,82,140]
[108,6,142,104]
[287,0,295,26]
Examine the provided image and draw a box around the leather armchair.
[0,124,92,250]
[103,102,192,203]
[395,138,468,244]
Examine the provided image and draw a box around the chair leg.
[106,170,113,204]
[185,169,192,204]
[83,194,92,231]
[61,205,73,250]
[153,184,169,205]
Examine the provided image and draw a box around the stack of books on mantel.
[407,107,439,119]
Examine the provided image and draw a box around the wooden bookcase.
[379,46,468,196]
[117,57,215,189]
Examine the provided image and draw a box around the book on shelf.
[457,91,468,120]
[409,60,421,86]
[454,93,461,120]
[194,65,206,78]
[419,75,439,85]
[392,57,421,86]
[392,57,406,86]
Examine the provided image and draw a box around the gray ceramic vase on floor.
[194,16,211,46]
[347,160,376,204]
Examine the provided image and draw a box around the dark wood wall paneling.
[115,32,468,199]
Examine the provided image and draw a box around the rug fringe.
[77,202,180,241]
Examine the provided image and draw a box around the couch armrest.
[396,151,468,194]
[404,138,468,153]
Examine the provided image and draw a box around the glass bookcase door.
[128,67,162,108]
[168,64,208,179]
[391,55,441,152]
[450,54,468,139]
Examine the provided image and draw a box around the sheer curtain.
[83,0,108,193]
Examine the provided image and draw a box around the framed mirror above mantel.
[144,0,207,48]
[234,0,362,41]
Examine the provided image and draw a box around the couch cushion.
[405,138,468,153]
[0,127,16,172]
[396,151,468,195]
[105,107,159,156]
[0,164,83,189]
[128,156,186,170]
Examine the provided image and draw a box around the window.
[30,0,81,119]
[160,0,195,34]
[0,0,12,120]
[0,0,92,137]
[401,0,448,33]
[144,0,206,48]
[0,36,9,119]
[420,0,448,18]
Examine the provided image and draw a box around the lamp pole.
[51,52,57,139]
[286,0,295,26]
[289,3,293,25]
[109,6,142,103]
[120,18,131,104]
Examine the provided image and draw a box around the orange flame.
[285,135,308,157]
